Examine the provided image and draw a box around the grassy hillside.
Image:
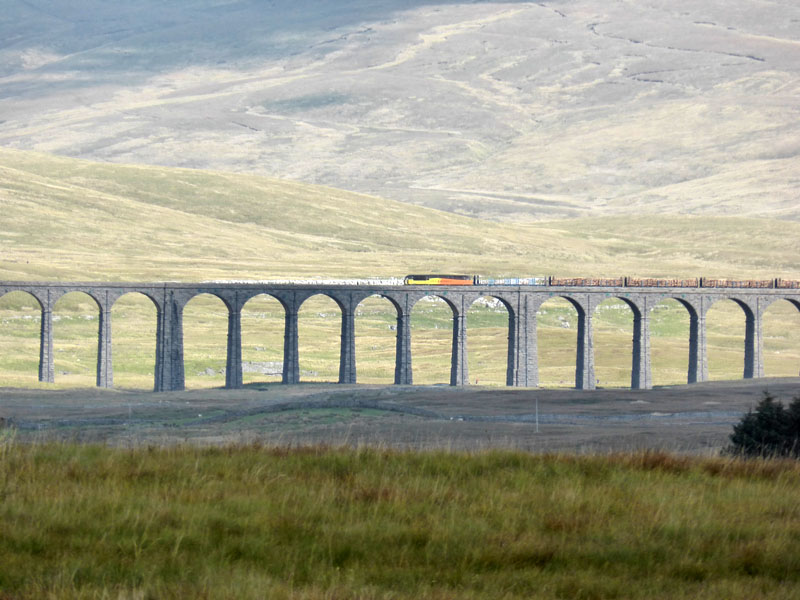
[1,149,799,389]
[3,148,800,282]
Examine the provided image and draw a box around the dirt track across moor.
[2,379,800,455]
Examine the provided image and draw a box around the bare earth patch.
[3,378,799,454]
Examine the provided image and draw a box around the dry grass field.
[2,437,800,599]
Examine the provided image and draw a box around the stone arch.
[182,292,229,389]
[553,295,588,319]
[705,297,749,381]
[667,297,699,322]
[761,298,800,377]
[241,293,287,385]
[0,290,44,386]
[355,294,401,384]
[182,290,235,313]
[52,291,102,386]
[297,293,344,383]
[592,296,639,388]
[410,293,458,385]
[0,289,44,312]
[409,292,460,315]
[466,295,512,386]
[109,291,159,389]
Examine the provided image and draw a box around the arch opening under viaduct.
[52,291,100,387]
[182,293,230,389]
[241,294,286,385]
[298,294,344,383]
[355,295,400,384]
[763,299,800,378]
[108,292,159,389]
[466,295,512,387]
[649,299,691,387]
[411,294,457,385]
[0,291,43,387]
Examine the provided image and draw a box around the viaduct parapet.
[2,281,799,392]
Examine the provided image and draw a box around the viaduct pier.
[1,280,799,392]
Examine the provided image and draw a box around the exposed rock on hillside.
[1,0,798,221]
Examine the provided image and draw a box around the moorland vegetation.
[1,439,800,599]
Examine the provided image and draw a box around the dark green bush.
[728,392,800,458]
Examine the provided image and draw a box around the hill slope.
[1,148,799,282]
[1,0,798,221]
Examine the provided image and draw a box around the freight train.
[404,275,800,288]
[203,276,800,288]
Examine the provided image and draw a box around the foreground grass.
[2,442,800,599]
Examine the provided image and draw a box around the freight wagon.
[549,277,625,287]
[699,278,774,288]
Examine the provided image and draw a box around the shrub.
[728,392,800,458]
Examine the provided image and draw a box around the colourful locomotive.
[403,274,477,285]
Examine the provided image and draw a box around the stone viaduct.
[1,281,799,392]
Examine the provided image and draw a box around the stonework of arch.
[665,297,705,384]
